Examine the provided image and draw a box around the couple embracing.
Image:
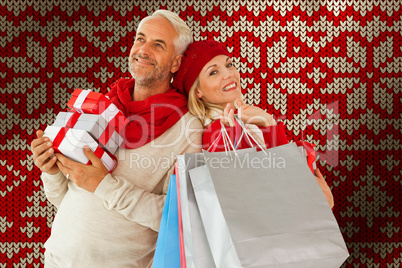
[31,9,333,268]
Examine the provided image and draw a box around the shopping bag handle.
[206,120,238,156]
[233,115,268,155]
[221,121,237,153]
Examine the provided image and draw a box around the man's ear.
[171,55,183,74]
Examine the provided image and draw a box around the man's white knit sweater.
[42,112,203,268]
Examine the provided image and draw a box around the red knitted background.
[1,1,401,267]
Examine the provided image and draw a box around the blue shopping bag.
[153,175,180,268]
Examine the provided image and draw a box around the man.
[31,10,202,267]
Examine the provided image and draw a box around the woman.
[173,39,334,208]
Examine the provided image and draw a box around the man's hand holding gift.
[31,130,59,175]
[32,89,128,192]
[56,145,109,193]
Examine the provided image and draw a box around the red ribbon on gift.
[62,111,119,155]
[97,123,114,147]
[67,89,128,137]
[109,112,129,135]
[63,88,130,171]
[97,112,128,145]
[52,127,69,154]
[50,127,118,172]
[88,144,118,172]
[65,112,81,128]
[67,89,112,114]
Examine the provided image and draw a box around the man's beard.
[129,54,172,87]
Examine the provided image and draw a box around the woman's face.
[196,55,242,107]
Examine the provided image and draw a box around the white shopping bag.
[178,148,256,268]
[190,143,349,268]
[177,153,215,268]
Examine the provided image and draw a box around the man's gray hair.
[137,10,193,55]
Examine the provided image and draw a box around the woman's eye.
[209,70,217,76]
[227,63,233,68]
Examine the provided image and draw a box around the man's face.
[128,16,179,87]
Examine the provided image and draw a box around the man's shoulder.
[146,111,202,150]
[164,111,203,140]
[177,111,203,129]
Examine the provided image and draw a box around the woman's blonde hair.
[187,77,243,126]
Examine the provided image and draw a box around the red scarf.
[107,78,188,149]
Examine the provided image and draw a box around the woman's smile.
[222,82,237,92]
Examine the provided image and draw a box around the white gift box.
[67,89,128,136]
[43,125,115,171]
[52,111,123,154]
[189,144,349,268]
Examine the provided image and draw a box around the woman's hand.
[314,168,334,209]
[220,103,235,127]
[237,99,276,127]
